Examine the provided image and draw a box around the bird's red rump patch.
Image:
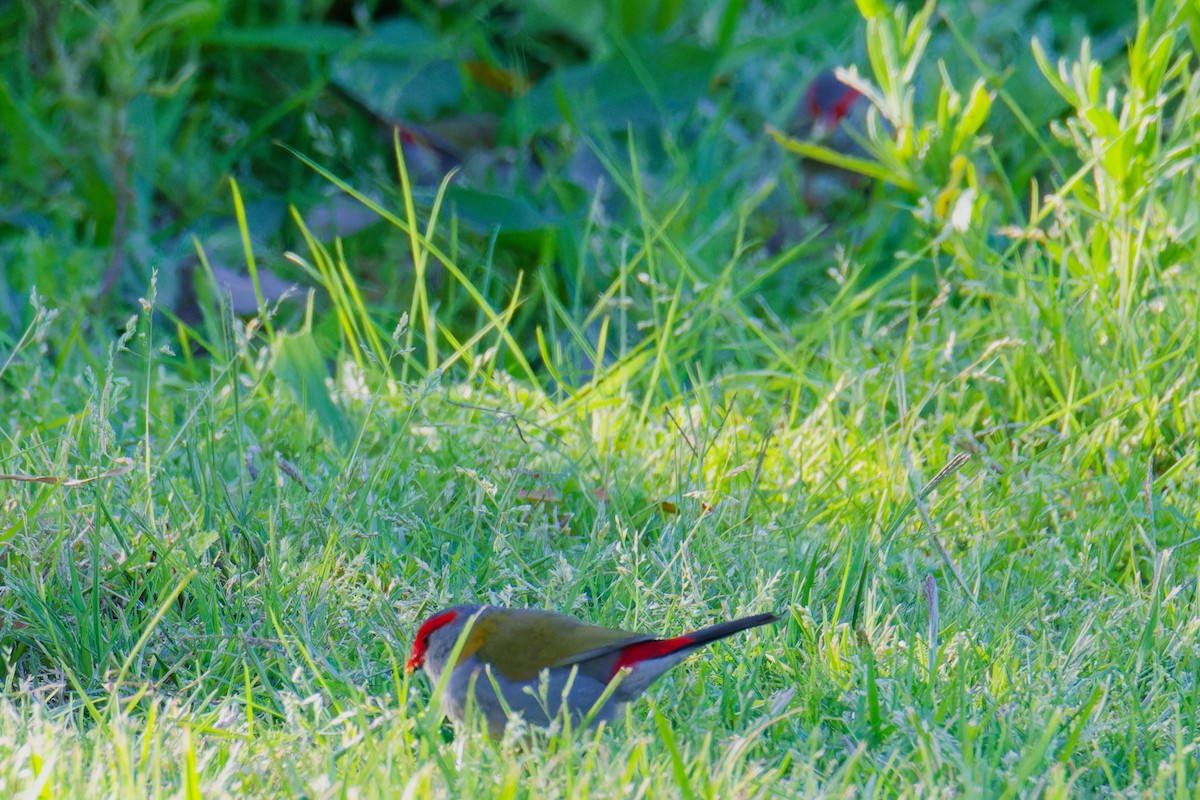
[610,635,695,678]
[807,80,862,126]
[405,609,459,673]
[829,86,862,122]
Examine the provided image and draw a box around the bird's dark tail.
[610,612,782,674]
[680,612,783,649]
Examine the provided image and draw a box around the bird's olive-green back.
[468,608,650,682]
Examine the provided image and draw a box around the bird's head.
[406,604,487,676]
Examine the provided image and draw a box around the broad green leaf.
[514,38,718,131]
[447,187,567,234]
[274,331,353,447]
[204,24,358,54]
[331,20,461,122]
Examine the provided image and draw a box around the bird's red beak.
[405,646,424,674]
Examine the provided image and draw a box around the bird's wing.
[471,609,651,682]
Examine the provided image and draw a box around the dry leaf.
[0,457,134,487]
[518,487,560,505]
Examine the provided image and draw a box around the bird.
[787,69,880,209]
[793,69,870,145]
[406,604,781,738]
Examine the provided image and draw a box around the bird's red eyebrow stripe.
[406,609,459,673]
[610,635,694,678]
[416,609,459,640]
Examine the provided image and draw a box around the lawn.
[1,0,1198,796]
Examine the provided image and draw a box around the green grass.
[3,0,1200,796]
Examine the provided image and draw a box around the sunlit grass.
[2,1,1199,797]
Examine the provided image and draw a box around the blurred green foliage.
[0,0,1140,358]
